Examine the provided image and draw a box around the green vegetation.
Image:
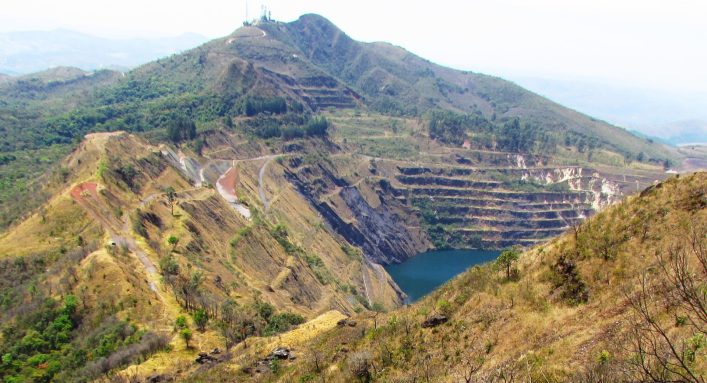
[248,115,330,140]
[240,96,287,116]
[159,254,180,275]
[429,110,590,156]
[166,115,197,143]
[186,173,705,383]
[174,315,187,329]
[230,225,253,247]
[218,299,308,349]
[0,295,168,382]
[270,222,333,284]
[192,309,208,331]
[165,187,176,216]
[167,235,179,251]
[496,247,520,280]
[263,312,305,336]
[180,328,192,349]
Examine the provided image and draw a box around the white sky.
[2,0,707,93]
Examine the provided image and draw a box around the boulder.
[421,314,448,328]
[337,318,357,327]
[270,347,291,360]
[195,352,218,364]
[146,374,170,383]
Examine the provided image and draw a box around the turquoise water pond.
[384,249,499,302]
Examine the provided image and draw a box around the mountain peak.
[286,13,352,48]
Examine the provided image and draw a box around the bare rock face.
[421,314,448,328]
[285,163,428,265]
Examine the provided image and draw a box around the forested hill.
[3,14,676,158]
[0,14,682,228]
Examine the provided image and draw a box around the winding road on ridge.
[258,155,277,212]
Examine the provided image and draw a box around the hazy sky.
[2,0,707,93]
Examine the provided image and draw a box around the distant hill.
[39,13,672,163]
[0,29,209,74]
[648,119,707,145]
[631,120,707,146]
[510,76,707,144]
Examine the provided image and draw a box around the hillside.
[0,66,122,227]
[186,172,707,382]
[0,14,688,236]
[0,13,704,383]
[0,131,402,382]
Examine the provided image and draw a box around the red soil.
[70,182,98,202]
[217,167,238,196]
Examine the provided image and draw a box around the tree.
[193,309,208,331]
[180,328,192,349]
[166,115,196,143]
[165,187,176,215]
[167,235,179,251]
[496,247,521,280]
[159,255,179,276]
[348,352,373,383]
[627,225,706,383]
[175,315,187,329]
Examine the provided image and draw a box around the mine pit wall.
[284,158,628,269]
[285,168,429,265]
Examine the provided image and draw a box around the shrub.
[167,235,179,251]
[263,312,305,336]
[175,315,187,329]
[597,350,610,364]
[180,328,192,348]
[193,309,208,331]
[551,255,589,305]
[159,255,179,276]
[348,351,373,382]
[436,299,452,315]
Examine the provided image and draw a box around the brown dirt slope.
[187,172,706,382]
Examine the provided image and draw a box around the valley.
[0,13,704,383]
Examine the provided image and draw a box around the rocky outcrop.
[285,161,429,265]
[422,314,448,328]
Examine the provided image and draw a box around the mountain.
[0,14,704,382]
[114,14,676,161]
[510,76,707,145]
[0,29,209,75]
[649,119,707,145]
[188,172,707,382]
[0,14,684,230]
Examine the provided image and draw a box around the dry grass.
[187,172,705,383]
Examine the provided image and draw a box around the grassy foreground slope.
[188,172,706,382]
[0,131,401,382]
